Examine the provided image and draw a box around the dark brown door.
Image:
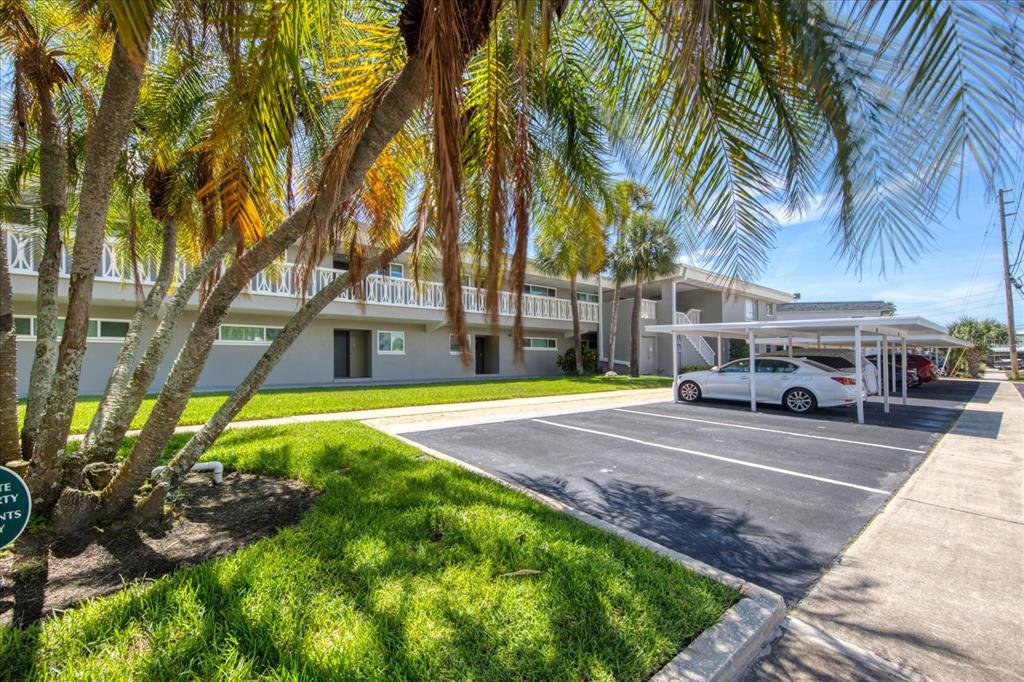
[334,330,350,378]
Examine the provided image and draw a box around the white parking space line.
[614,408,926,454]
[532,419,890,496]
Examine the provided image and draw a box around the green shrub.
[556,346,599,374]
[677,364,711,374]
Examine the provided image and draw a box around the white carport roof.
[645,315,969,348]
[646,315,969,425]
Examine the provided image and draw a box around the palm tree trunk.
[83,220,177,449]
[142,231,417,509]
[28,28,154,511]
[607,280,621,373]
[569,275,582,374]
[81,226,238,464]
[1,230,20,461]
[54,54,431,532]
[630,275,642,377]
[20,83,66,460]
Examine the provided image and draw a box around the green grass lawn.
[18,375,671,435]
[1,422,736,680]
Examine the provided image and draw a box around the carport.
[646,316,970,424]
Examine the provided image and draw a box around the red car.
[908,354,936,382]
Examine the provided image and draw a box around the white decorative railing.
[674,310,716,366]
[641,299,658,319]
[5,230,598,324]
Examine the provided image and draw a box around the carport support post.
[901,336,908,405]
[878,336,889,414]
[882,335,890,413]
[854,326,865,424]
[748,330,757,413]
[716,334,722,366]
[672,331,680,403]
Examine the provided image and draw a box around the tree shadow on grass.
[6,423,737,680]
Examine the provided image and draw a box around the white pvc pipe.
[902,336,908,405]
[151,461,224,484]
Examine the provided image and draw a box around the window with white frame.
[523,337,557,350]
[377,330,406,354]
[576,291,599,303]
[217,324,282,344]
[449,333,471,354]
[524,284,556,297]
[744,298,756,321]
[14,316,34,337]
[460,273,475,288]
[765,302,775,316]
[43,317,130,341]
[377,262,404,278]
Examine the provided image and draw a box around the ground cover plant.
[0,421,737,680]
[17,375,671,435]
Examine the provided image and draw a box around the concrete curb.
[380,430,786,682]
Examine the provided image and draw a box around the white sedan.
[675,358,865,413]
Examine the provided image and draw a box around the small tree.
[948,317,1009,377]
[603,181,651,373]
[614,213,680,377]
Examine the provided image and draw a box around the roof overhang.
[645,315,970,348]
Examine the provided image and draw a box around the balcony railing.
[5,231,598,324]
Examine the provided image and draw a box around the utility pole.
[998,188,1019,380]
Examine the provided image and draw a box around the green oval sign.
[0,466,31,549]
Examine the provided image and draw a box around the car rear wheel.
[783,387,817,413]
[677,380,701,403]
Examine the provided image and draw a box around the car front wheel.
[783,387,817,413]
[677,380,702,403]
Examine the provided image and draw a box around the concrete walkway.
[751,377,1023,680]
[93,387,672,439]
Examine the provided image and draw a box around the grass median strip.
[17,375,671,435]
[1,421,736,680]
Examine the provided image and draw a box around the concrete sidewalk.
[752,377,1023,680]
[88,386,672,440]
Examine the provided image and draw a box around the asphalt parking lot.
[401,379,986,603]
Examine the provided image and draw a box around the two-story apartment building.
[5,226,792,394]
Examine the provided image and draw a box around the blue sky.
[730,173,1024,327]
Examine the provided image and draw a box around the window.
[377,330,405,354]
[743,298,756,321]
[332,255,349,271]
[576,291,599,303]
[377,262,405,278]
[523,337,557,351]
[524,284,556,297]
[765,302,775,316]
[756,359,797,373]
[14,316,33,337]
[217,324,282,344]
[16,316,129,340]
[719,359,750,373]
[449,333,471,355]
[460,274,475,288]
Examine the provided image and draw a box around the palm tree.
[603,180,650,373]
[948,317,1010,378]
[533,205,606,374]
[614,212,680,377]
